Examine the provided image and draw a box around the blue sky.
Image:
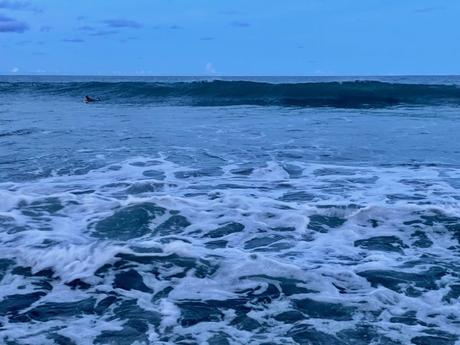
[1,0,459,76]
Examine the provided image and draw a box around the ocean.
[0,76,460,345]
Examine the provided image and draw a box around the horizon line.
[2,74,460,78]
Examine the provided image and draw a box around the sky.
[1,0,459,76]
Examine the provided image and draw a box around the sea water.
[0,76,460,344]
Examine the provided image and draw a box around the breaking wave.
[2,80,460,107]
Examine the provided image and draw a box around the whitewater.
[0,76,460,345]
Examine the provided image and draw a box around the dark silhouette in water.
[84,95,99,103]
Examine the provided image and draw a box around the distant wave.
[2,80,460,107]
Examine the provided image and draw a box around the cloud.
[0,0,40,12]
[120,36,138,43]
[10,67,19,73]
[90,30,117,36]
[413,6,443,14]
[200,36,214,41]
[205,62,217,74]
[61,38,85,43]
[150,24,181,30]
[103,19,142,28]
[220,10,239,15]
[0,14,28,32]
[77,25,118,37]
[77,25,95,31]
[229,21,250,27]
[40,25,52,32]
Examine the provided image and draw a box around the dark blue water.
[1,76,460,345]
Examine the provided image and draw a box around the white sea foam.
[0,155,459,344]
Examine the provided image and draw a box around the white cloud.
[205,62,216,74]
[10,67,19,73]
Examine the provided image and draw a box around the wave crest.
[2,80,460,107]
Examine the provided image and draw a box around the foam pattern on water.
[1,155,460,345]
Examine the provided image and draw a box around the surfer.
[84,95,99,103]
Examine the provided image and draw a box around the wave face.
[2,80,460,107]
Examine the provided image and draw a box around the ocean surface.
[0,76,460,345]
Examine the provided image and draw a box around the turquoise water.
[1,77,460,344]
